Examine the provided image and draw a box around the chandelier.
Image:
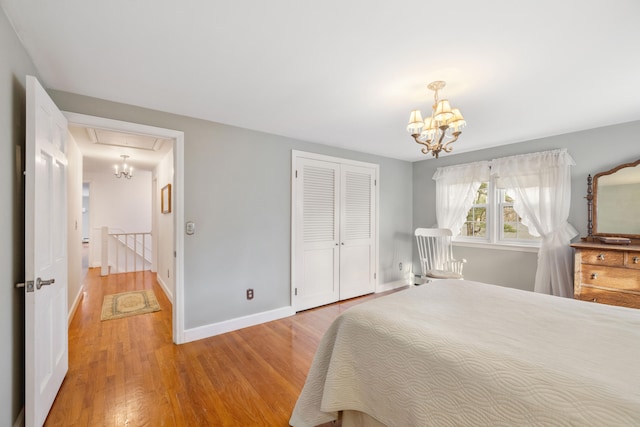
[114,155,133,179]
[406,81,466,158]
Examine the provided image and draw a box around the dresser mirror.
[589,159,640,240]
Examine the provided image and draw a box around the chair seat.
[426,269,463,280]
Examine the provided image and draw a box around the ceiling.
[68,126,173,173]
[3,0,640,162]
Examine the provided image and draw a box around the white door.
[292,152,377,311]
[293,158,340,311]
[339,165,376,300]
[25,75,69,427]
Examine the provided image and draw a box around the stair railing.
[101,226,152,275]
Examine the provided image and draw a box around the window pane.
[502,205,538,241]
[459,183,489,239]
[470,207,487,236]
[474,182,488,204]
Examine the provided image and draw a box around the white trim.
[291,150,380,311]
[173,133,185,343]
[453,240,540,253]
[156,275,174,304]
[183,306,295,343]
[13,408,24,427]
[62,112,186,344]
[291,150,379,169]
[67,287,84,326]
[376,279,410,293]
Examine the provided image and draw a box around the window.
[457,180,540,246]
[498,189,538,242]
[460,182,488,238]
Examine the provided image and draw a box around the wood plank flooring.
[45,268,403,426]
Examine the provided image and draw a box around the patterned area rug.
[101,289,161,321]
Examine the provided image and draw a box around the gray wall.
[1,10,411,419]
[47,90,414,329]
[413,121,640,290]
[0,6,40,425]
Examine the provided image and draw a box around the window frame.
[454,178,541,251]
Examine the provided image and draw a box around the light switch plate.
[186,221,195,235]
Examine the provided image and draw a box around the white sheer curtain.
[491,149,578,297]
[433,161,491,237]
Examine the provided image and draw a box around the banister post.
[101,226,109,276]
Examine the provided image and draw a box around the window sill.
[453,240,540,253]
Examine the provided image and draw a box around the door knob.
[36,277,55,290]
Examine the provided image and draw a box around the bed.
[289,280,640,426]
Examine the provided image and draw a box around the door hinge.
[295,288,298,296]
[374,179,376,186]
[295,170,298,178]
[174,251,177,258]
[374,273,376,279]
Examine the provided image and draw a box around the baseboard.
[376,279,410,293]
[68,287,84,326]
[156,275,174,304]
[183,306,295,343]
[13,407,24,427]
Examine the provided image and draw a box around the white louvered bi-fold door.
[294,157,376,311]
[339,165,375,300]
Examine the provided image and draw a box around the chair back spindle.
[415,228,466,282]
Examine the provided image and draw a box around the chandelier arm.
[442,132,461,153]
[411,134,432,148]
[412,134,439,156]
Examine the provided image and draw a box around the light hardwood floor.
[45,268,402,426]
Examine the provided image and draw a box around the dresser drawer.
[628,252,640,270]
[580,265,640,291]
[576,287,640,309]
[579,249,624,266]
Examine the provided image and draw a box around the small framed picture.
[161,184,172,214]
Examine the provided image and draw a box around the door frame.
[291,150,380,310]
[63,112,186,344]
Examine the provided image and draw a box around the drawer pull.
[634,257,639,264]
[591,273,598,279]
[593,298,597,302]
[597,253,605,261]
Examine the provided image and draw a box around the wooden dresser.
[571,242,640,308]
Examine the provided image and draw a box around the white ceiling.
[3,0,640,162]
[68,125,173,173]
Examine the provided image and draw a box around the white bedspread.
[289,281,640,426]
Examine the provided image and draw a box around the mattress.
[290,280,640,426]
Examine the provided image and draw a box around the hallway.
[46,269,173,426]
[45,269,396,426]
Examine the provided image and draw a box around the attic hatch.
[86,128,168,151]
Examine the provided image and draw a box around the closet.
[292,151,378,311]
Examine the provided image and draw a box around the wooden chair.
[415,228,466,284]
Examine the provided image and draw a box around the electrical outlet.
[246,289,254,300]
[399,262,403,271]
